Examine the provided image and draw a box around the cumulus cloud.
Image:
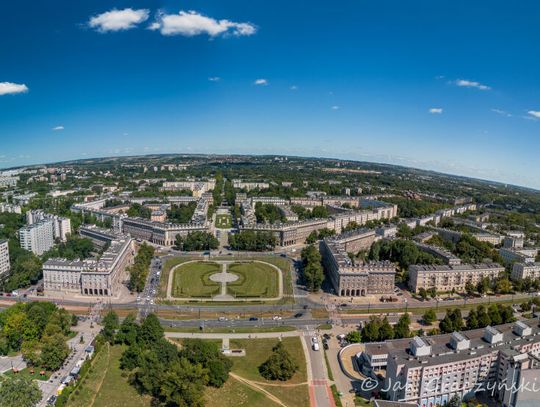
[254,79,268,86]
[491,108,512,117]
[52,125,64,131]
[429,108,443,114]
[149,10,256,37]
[453,79,491,91]
[528,111,540,119]
[0,82,28,96]
[89,8,149,32]
[208,77,221,82]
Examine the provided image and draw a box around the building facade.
[408,263,504,293]
[0,240,10,278]
[18,220,55,255]
[320,229,396,296]
[511,262,540,281]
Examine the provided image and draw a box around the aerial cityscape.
[1,2,540,407]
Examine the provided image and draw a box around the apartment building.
[18,220,55,255]
[26,210,72,242]
[43,236,135,296]
[414,242,462,266]
[499,248,538,265]
[320,229,395,297]
[356,320,540,407]
[408,263,504,293]
[0,240,10,278]
[0,202,22,214]
[511,262,540,281]
[232,180,270,191]
[0,176,18,188]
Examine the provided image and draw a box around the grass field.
[67,344,151,407]
[159,256,197,298]
[215,214,233,229]
[3,367,51,381]
[172,261,222,298]
[227,262,279,298]
[206,375,279,407]
[227,337,310,407]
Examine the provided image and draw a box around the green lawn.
[159,256,197,297]
[227,262,279,298]
[227,337,310,407]
[67,344,151,407]
[215,214,233,229]
[205,375,279,407]
[172,261,222,298]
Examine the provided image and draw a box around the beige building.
[409,263,503,293]
[43,236,135,296]
[320,229,395,296]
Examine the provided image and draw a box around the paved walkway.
[0,354,26,373]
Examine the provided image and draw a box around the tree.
[40,333,69,370]
[495,277,512,294]
[116,314,139,346]
[345,331,361,343]
[179,339,232,388]
[102,310,119,343]
[0,375,42,407]
[418,288,428,301]
[259,342,299,381]
[158,358,208,407]
[394,314,411,339]
[139,314,164,345]
[448,394,461,407]
[465,281,476,296]
[422,309,437,325]
[477,277,491,295]
[301,245,324,291]
[466,309,479,330]
[379,317,394,340]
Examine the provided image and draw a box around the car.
[312,342,320,351]
[272,315,282,320]
[294,313,303,318]
[249,317,258,321]
[323,341,329,350]
[47,395,57,405]
[218,316,227,321]
[303,305,308,310]
[311,336,319,344]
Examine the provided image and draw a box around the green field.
[159,256,197,297]
[227,262,279,298]
[215,214,233,229]
[67,344,151,407]
[172,261,222,297]
[3,367,51,381]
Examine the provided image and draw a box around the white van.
[312,342,320,351]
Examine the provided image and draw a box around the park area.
[215,214,233,229]
[171,261,222,298]
[227,262,279,298]
[203,337,309,407]
[168,259,281,301]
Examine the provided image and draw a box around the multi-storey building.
[232,180,270,191]
[408,263,504,293]
[511,262,540,281]
[0,240,10,278]
[499,247,538,265]
[356,319,540,407]
[320,229,395,296]
[79,225,125,248]
[121,217,208,246]
[161,180,215,197]
[26,210,71,242]
[43,236,135,296]
[0,176,18,188]
[414,242,462,266]
[0,202,22,214]
[503,232,525,249]
[18,220,55,255]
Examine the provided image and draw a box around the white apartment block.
[0,202,22,214]
[499,247,538,265]
[356,319,540,407]
[511,262,540,281]
[18,220,55,255]
[26,210,71,242]
[0,176,18,188]
[0,240,10,278]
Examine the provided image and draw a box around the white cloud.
[453,79,491,91]
[331,105,340,110]
[89,8,149,32]
[491,108,512,117]
[52,125,64,131]
[208,77,221,82]
[528,111,540,119]
[0,82,28,96]
[290,85,298,91]
[254,79,268,86]
[149,10,256,37]
[429,108,443,114]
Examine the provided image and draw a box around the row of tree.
[174,231,219,251]
[128,243,155,292]
[0,302,75,371]
[347,314,412,343]
[42,235,94,261]
[102,311,232,407]
[290,205,329,220]
[301,245,324,291]
[438,304,515,334]
[229,231,277,251]
[368,239,441,270]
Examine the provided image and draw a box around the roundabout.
[166,259,284,302]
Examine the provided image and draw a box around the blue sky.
[1,1,539,188]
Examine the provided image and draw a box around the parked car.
[312,342,320,351]
[294,313,303,318]
[249,317,258,321]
